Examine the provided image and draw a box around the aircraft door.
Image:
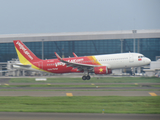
[129,54,134,62]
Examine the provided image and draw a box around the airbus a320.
[13,40,151,80]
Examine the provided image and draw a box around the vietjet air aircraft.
[13,40,151,80]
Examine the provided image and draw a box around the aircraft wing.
[54,52,101,71]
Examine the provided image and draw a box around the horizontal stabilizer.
[0,69,16,72]
[14,63,32,68]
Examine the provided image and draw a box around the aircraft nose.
[146,58,151,64]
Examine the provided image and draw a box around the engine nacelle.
[94,66,112,74]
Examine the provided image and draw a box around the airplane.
[13,40,151,80]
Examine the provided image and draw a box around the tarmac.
[0,91,159,96]
[0,112,160,120]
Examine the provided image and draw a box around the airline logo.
[99,68,103,73]
[55,62,65,67]
[16,41,33,60]
[94,66,106,74]
[67,58,84,63]
[138,58,142,61]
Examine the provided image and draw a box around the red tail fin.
[13,40,41,63]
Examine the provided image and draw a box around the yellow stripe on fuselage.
[90,56,102,65]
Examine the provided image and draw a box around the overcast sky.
[0,0,160,34]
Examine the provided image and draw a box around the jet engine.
[94,66,112,74]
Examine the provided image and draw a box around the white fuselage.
[94,53,151,69]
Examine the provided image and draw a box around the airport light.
[120,39,123,53]
[42,39,44,60]
[132,30,137,53]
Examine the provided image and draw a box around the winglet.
[54,52,62,60]
[73,52,78,57]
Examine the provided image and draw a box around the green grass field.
[0,89,159,91]
[0,96,159,114]
[9,77,160,83]
[3,77,159,91]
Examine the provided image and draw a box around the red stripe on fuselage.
[14,40,100,73]
[32,56,100,73]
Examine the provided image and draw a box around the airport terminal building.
[0,29,160,76]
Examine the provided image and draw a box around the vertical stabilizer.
[13,40,41,64]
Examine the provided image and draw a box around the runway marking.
[135,83,138,85]
[66,93,73,96]
[149,92,157,96]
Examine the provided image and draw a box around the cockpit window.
[138,56,144,58]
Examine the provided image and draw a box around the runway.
[0,91,159,96]
[1,83,160,85]
[0,87,159,90]
[0,112,160,120]
[0,78,160,86]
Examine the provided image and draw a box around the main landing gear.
[82,75,91,80]
[82,70,91,80]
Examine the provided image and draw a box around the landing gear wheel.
[86,75,90,80]
[82,76,87,80]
